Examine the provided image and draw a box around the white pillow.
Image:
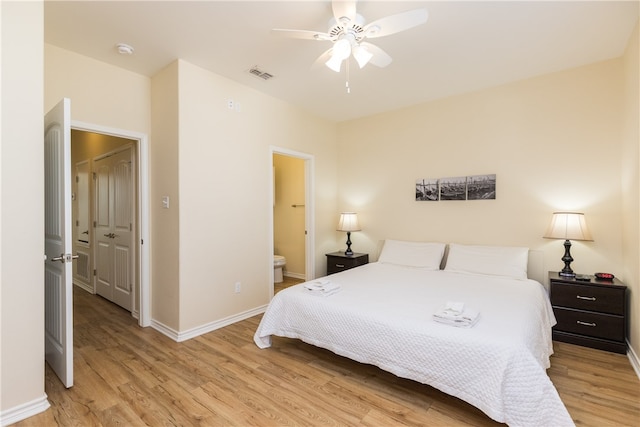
[444,244,529,280]
[378,239,446,269]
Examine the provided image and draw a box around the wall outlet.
[234,282,241,293]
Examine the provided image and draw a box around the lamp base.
[559,239,575,277]
[344,231,353,256]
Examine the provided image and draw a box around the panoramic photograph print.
[467,174,496,200]
[416,178,439,201]
[439,176,467,201]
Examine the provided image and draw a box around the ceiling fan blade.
[312,48,334,70]
[360,42,392,68]
[271,28,332,41]
[363,8,428,39]
[332,0,357,25]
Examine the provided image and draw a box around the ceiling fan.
[272,0,428,73]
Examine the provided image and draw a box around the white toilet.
[274,255,286,283]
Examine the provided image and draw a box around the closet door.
[94,147,134,311]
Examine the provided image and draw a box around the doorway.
[71,122,150,326]
[270,147,315,296]
[273,154,306,280]
[72,131,136,313]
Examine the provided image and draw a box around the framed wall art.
[415,174,496,201]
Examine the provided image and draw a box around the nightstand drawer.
[553,307,625,342]
[326,252,368,275]
[550,282,625,315]
[330,257,360,269]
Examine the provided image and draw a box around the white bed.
[254,241,574,427]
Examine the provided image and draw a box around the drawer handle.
[576,295,596,301]
[336,264,345,268]
[577,320,597,327]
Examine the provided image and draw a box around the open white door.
[44,98,74,388]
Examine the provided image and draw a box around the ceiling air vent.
[249,67,274,81]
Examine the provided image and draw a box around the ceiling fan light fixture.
[325,52,344,72]
[353,44,373,68]
[333,37,352,59]
[273,1,429,76]
[325,37,351,72]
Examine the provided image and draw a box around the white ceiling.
[44,1,639,122]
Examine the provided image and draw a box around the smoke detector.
[116,43,134,55]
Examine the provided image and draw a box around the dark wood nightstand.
[549,271,627,354]
[325,252,369,275]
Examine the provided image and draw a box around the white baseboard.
[627,340,640,380]
[150,319,180,341]
[73,281,93,294]
[151,305,268,342]
[0,395,50,426]
[284,272,306,280]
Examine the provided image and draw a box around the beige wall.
[274,154,306,278]
[0,0,47,416]
[173,60,336,331]
[150,61,181,329]
[44,44,151,133]
[621,21,640,357]
[338,59,625,281]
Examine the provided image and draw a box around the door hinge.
[92,172,96,180]
[130,223,132,231]
[93,221,97,228]
[76,220,79,226]
[75,176,79,183]
[93,269,97,276]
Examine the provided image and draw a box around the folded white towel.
[444,301,465,314]
[304,280,341,297]
[433,305,480,328]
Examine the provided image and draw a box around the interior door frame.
[269,146,315,298]
[71,120,150,327]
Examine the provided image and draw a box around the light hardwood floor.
[15,286,640,426]
[274,276,304,294]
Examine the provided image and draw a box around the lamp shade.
[543,212,593,241]
[352,45,373,68]
[325,38,352,72]
[337,212,361,232]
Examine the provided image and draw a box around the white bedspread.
[254,263,574,427]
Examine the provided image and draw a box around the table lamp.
[543,212,593,277]
[337,212,361,256]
